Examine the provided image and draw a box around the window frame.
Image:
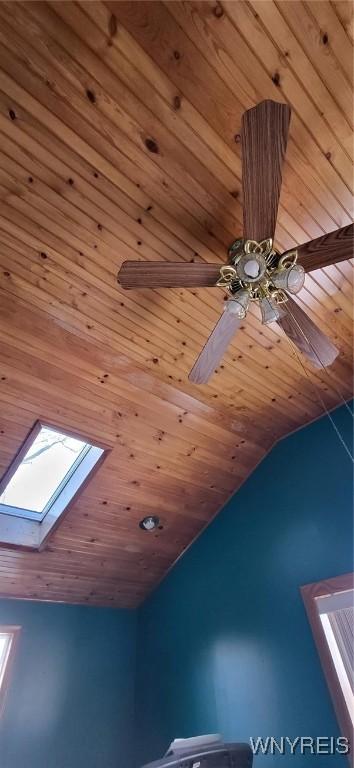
[0,421,109,550]
[0,626,20,716]
[301,573,354,757]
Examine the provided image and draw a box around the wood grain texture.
[241,100,291,241]
[0,1,352,607]
[189,305,241,384]
[118,261,221,288]
[295,224,354,272]
[277,296,339,368]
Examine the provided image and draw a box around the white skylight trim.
[0,422,106,549]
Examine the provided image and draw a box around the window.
[0,422,106,549]
[301,574,354,748]
[0,627,20,714]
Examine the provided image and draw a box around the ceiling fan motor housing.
[224,238,305,323]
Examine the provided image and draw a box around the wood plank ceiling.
[0,1,352,608]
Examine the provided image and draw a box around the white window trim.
[320,612,354,728]
[0,626,20,716]
[301,573,354,761]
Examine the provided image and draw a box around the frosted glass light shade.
[225,290,250,319]
[260,296,280,324]
[272,264,305,295]
[243,259,260,279]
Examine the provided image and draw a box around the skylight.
[0,423,106,548]
[0,427,90,516]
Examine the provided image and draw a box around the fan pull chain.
[284,301,354,421]
[285,336,353,463]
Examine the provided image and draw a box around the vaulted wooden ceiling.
[0,1,352,607]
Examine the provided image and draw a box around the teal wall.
[0,599,136,768]
[134,405,353,766]
[0,407,352,768]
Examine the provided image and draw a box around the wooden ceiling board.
[0,1,352,607]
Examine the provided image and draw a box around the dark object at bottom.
[140,742,253,768]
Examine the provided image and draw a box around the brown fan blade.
[289,224,354,272]
[278,296,339,368]
[118,261,220,289]
[189,303,242,384]
[242,100,291,242]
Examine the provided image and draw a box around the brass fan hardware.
[216,238,303,324]
[118,100,352,384]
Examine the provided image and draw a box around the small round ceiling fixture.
[139,515,160,532]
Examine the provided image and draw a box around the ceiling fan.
[118,100,353,384]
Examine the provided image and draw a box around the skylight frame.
[0,421,109,550]
[0,434,92,522]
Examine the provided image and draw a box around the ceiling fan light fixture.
[236,252,267,283]
[272,263,305,295]
[243,258,260,278]
[260,296,281,325]
[117,100,348,385]
[225,289,250,319]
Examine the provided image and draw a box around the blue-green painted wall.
[0,408,352,768]
[0,600,136,768]
[135,405,353,766]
